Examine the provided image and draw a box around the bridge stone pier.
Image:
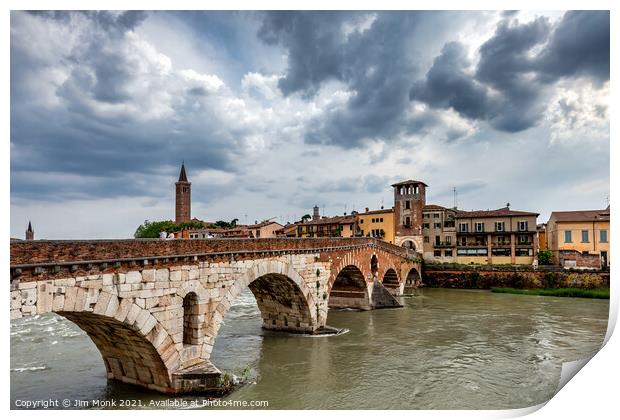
[10,238,422,394]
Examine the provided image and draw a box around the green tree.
[538,249,553,265]
[134,220,206,238]
[301,214,311,223]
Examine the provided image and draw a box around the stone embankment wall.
[423,265,609,289]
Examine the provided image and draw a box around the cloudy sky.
[10,10,609,239]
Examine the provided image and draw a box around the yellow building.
[356,208,395,243]
[546,208,610,269]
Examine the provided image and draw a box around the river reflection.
[11,288,608,409]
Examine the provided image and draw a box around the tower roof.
[178,162,188,182]
[391,179,428,187]
[26,221,33,232]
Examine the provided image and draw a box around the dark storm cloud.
[258,11,450,148]
[10,11,245,201]
[535,11,610,83]
[410,42,494,121]
[28,10,148,32]
[410,11,609,133]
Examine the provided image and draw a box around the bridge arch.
[381,267,402,296]
[403,267,422,294]
[55,288,179,393]
[204,260,318,358]
[328,265,371,310]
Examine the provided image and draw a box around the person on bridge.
[159,230,167,240]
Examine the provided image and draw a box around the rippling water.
[10,289,609,409]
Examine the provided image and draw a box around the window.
[434,250,441,257]
[444,249,453,257]
[459,223,469,233]
[516,249,533,256]
[459,237,467,246]
[433,213,440,218]
[424,236,429,243]
[424,213,429,218]
[360,219,364,224]
[434,223,441,229]
[564,230,572,243]
[405,217,411,227]
[423,223,430,229]
[518,235,529,244]
[518,221,528,231]
[495,222,505,232]
[492,248,511,256]
[380,218,384,223]
[435,236,441,246]
[475,222,484,233]
[256,230,260,238]
[445,236,452,245]
[581,230,589,243]
[405,201,411,209]
[600,230,608,243]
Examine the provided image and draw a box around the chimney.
[365,207,369,213]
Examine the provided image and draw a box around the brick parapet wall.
[11,238,416,266]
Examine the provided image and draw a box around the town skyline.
[10,10,610,239]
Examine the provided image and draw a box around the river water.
[11,288,609,410]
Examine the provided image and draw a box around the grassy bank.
[491,287,610,299]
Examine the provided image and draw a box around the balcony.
[433,241,455,248]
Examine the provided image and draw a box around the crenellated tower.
[392,180,427,251]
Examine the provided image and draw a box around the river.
[10,288,609,409]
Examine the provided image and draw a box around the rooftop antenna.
[344,204,347,214]
[380,197,384,209]
[322,204,326,217]
[453,187,458,209]
[606,195,610,208]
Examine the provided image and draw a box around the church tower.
[175,162,191,224]
[25,221,34,241]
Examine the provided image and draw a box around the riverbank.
[491,287,610,299]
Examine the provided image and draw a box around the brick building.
[392,180,426,251]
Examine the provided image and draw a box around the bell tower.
[175,162,191,224]
[25,221,34,241]
[392,180,427,250]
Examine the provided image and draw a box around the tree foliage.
[134,218,242,238]
[538,249,553,265]
[134,220,205,238]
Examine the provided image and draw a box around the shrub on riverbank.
[491,287,610,299]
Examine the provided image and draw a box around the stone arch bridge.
[10,238,422,394]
